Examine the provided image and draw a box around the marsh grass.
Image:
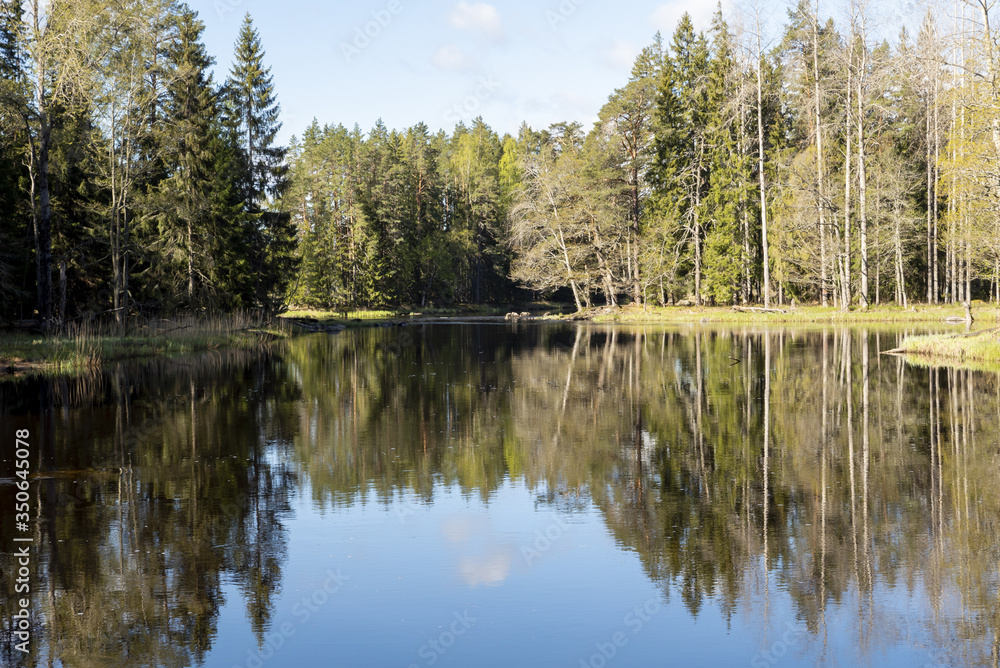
[589,303,1000,325]
[1,312,289,375]
[889,327,1000,367]
[282,304,514,325]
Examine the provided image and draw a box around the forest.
[3,0,1000,330]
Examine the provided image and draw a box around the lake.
[1,323,998,667]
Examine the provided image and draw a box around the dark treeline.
[0,2,293,330]
[4,1,1000,327]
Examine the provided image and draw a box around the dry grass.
[888,327,1000,367]
[1,313,289,377]
[586,302,1000,325]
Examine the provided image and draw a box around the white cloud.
[457,550,512,587]
[649,2,715,36]
[602,40,637,70]
[440,514,489,542]
[431,44,475,71]
[450,1,505,41]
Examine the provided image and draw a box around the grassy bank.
[0,313,289,377]
[886,327,1000,368]
[8,303,998,377]
[584,303,1000,325]
[282,302,1000,328]
[281,304,563,326]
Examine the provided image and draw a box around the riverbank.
[7,303,998,377]
[286,303,1000,326]
[0,314,289,378]
[885,327,1000,368]
[580,302,1000,325]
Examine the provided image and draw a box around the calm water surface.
[1,323,999,667]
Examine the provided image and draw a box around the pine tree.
[600,35,663,305]
[224,13,295,315]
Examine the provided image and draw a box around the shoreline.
[885,327,1000,369]
[0,315,289,379]
[4,303,999,378]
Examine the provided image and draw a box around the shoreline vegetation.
[0,313,291,378]
[4,303,999,378]
[886,327,1000,368]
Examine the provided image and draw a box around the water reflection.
[1,350,297,667]
[1,325,999,667]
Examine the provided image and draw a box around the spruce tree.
[702,10,753,305]
[224,13,295,315]
[0,0,21,80]
[151,7,224,308]
[0,0,25,317]
[652,14,711,304]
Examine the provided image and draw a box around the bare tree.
[748,0,773,307]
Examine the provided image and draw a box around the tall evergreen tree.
[0,0,26,317]
[224,13,295,314]
[148,7,230,309]
[702,10,754,305]
[652,14,711,304]
[0,0,20,80]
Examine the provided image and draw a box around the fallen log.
[732,306,788,314]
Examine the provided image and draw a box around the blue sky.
[191,0,732,144]
[191,0,923,144]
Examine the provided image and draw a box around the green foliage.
[0,0,28,319]
[223,13,295,316]
[284,117,513,309]
[4,0,1000,328]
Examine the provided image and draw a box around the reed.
[1,312,290,376]
[887,328,1000,366]
[588,303,1000,325]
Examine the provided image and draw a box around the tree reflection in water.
[1,325,998,666]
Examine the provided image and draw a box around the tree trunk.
[756,49,770,309]
[993,259,1000,306]
[558,226,582,311]
[742,207,751,305]
[30,1,53,332]
[843,49,853,309]
[926,90,933,304]
[857,58,869,309]
[631,161,642,305]
[187,218,194,301]
[58,259,66,325]
[814,3,827,307]
[895,211,907,307]
[694,138,703,306]
[933,77,940,303]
